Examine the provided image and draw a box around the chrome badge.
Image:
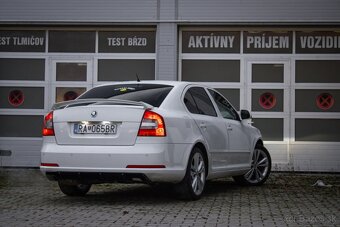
[91,111,97,118]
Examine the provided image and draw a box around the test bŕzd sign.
[98,31,156,53]
[296,31,340,53]
[0,31,45,52]
[243,31,293,53]
[182,31,240,53]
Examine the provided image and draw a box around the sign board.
[98,31,156,53]
[0,30,45,52]
[296,31,340,53]
[182,31,240,53]
[243,31,292,53]
[49,31,95,53]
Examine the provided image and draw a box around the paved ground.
[0,169,339,227]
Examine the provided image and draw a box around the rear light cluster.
[43,111,55,136]
[42,110,165,137]
[138,110,166,137]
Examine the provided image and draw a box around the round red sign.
[8,89,24,107]
[259,92,276,110]
[316,93,334,110]
[63,91,78,101]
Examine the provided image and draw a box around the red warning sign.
[316,93,334,110]
[259,92,276,110]
[8,89,24,107]
[63,91,78,101]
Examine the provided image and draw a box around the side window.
[184,90,200,114]
[209,89,239,120]
[188,87,217,117]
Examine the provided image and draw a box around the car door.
[183,87,229,169]
[208,89,251,167]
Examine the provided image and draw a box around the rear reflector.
[126,165,166,168]
[138,110,166,137]
[42,111,55,136]
[41,163,59,167]
[42,128,54,136]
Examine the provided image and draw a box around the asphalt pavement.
[0,168,339,227]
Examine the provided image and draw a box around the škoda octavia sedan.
[41,81,271,200]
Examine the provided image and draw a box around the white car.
[41,81,271,200]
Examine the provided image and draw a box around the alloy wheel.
[190,152,206,195]
[244,148,269,184]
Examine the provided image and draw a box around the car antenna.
[136,73,141,82]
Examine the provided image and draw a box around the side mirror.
[240,109,251,120]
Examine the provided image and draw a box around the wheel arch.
[250,138,264,160]
[255,139,264,147]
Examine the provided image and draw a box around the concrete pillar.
[156,0,178,81]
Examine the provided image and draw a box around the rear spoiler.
[52,98,153,110]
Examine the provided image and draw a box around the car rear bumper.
[40,140,191,183]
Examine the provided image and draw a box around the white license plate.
[74,123,117,134]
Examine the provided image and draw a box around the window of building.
[0,58,45,81]
[182,60,240,82]
[56,63,87,81]
[97,59,155,81]
[295,60,340,83]
[48,31,95,53]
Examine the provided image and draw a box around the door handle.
[199,123,207,129]
[227,125,233,131]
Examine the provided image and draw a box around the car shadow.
[49,178,244,205]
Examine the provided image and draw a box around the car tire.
[58,181,91,196]
[233,145,271,186]
[175,147,207,200]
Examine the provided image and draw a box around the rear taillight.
[138,110,166,137]
[43,111,54,136]
[41,163,59,167]
[126,165,166,168]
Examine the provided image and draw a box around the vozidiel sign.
[296,31,340,53]
[0,31,45,52]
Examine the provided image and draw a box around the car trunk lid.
[53,100,148,146]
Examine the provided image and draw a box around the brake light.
[43,111,55,136]
[138,110,166,137]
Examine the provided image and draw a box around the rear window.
[78,84,173,107]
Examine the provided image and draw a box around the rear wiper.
[52,98,153,110]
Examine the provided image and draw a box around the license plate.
[74,122,117,134]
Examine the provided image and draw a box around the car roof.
[96,80,200,88]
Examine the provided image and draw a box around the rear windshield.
[78,84,173,107]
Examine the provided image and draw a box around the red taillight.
[126,165,166,168]
[43,111,55,136]
[138,110,166,137]
[41,163,59,167]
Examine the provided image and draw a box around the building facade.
[0,0,340,171]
